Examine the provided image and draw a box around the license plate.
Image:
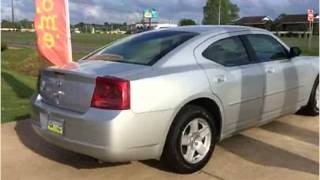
[47,119,64,135]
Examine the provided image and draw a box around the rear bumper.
[31,95,174,162]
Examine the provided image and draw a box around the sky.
[1,0,319,24]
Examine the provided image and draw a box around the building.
[128,22,178,33]
[274,14,319,36]
[73,28,81,34]
[106,29,127,35]
[1,28,35,32]
[128,21,159,33]
[234,16,273,30]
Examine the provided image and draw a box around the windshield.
[90,30,198,65]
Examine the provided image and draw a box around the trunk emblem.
[53,90,65,105]
[56,80,62,87]
[54,80,64,105]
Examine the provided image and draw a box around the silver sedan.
[32,25,319,173]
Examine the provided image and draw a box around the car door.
[194,33,265,135]
[243,33,304,120]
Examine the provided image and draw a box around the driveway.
[2,114,319,180]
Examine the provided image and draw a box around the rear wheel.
[161,105,217,173]
[300,77,319,116]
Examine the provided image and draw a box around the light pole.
[11,0,15,24]
[218,0,221,25]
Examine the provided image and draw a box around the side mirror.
[289,47,301,58]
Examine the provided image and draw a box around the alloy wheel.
[180,118,212,164]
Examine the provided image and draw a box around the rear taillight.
[91,76,130,110]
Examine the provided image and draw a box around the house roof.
[235,16,272,25]
[277,14,319,24]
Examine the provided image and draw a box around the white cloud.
[231,0,318,18]
[1,0,318,23]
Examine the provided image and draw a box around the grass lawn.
[1,32,319,123]
[1,69,36,123]
[1,32,125,123]
[281,36,319,56]
[1,48,37,123]
[2,31,126,53]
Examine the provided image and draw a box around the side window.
[245,34,289,62]
[202,36,250,66]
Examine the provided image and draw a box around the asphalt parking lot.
[2,114,319,180]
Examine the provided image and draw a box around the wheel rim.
[316,84,319,110]
[180,118,212,164]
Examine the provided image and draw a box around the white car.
[32,25,319,173]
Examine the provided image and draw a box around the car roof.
[163,25,268,35]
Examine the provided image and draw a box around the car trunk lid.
[39,60,148,113]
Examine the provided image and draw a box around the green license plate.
[47,119,64,135]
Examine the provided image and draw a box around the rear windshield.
[90,31,198,65]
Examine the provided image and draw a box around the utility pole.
[307,9,314,50]
[11,0,15,24]
[308,21,313,50]
[218,0,221,25]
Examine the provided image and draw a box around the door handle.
[266,68,275,74]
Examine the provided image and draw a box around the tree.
[1,20,14,28]
[19,19,33,29]
[179,19,196,26]
[75,22,87,33]
[202,0,239,25]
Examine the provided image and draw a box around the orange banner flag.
[34,0,72,67]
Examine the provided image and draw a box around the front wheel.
[161,105,217,173]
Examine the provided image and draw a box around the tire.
[161,105,217,174]
[300,77,319,116]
